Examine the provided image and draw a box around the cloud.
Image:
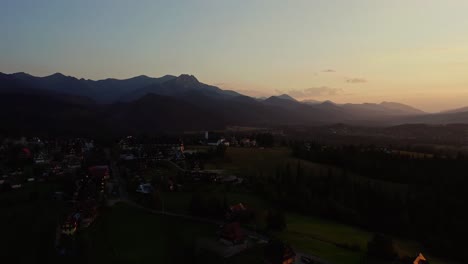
[278,86,343,98]
[322,69,336,73]
[346,78,367,84]
[235,89,272,98]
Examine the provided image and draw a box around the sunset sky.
[2,0,468,112]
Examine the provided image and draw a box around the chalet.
[216,175,239,184]
[264,241,296,264]
[34,152,48,164]
[120,153,136,161]
[190,171,219,182]
[52,164,64,176]
[414,253,429,264]
[207,138,226,146]
[230,203,246,213]
[240,138,257,147]
[166,178,179,191]
[65,155,82,169]
[76,201,98,228]
[174,149,185,160]
[88,165,110,179]
[83,140,94,151]
[220,222,245,246]
[20,147,31,160]
[61,218,78,236]
[136,183,154,194]
[226,203,247,220]
[240,138,250,147]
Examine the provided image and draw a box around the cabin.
[88,165,110,179]
[220,222,245,245]
[230,203,246,213]
[264,241,296,264]
[20,147,31,160]
[207,138,226,146]
[240,138,257,147]
[34,152,48,164]
[226,203,248,221]
[136,183,154,194]
[61,218,78,236]
[77,201,98,228]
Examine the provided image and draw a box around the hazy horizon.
[2,0,468,112]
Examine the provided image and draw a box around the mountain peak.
[277,94,297,102]
[135,74,150,78]
[380,101,425,114]
[321,100,336,106]
[11,72,32,78]
[268,94,297,102]
[48,72,66,78]
[175,74,199,84]
[302,99,321,105]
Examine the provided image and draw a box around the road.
[109,154,328,264]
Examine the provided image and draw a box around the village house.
[34,152,49,164]
[240,138,257,147]
[61,217,78,236]
[136,183,154,194]
[88,165,110,180]
[225,203,247,220]
[219,222,246,246]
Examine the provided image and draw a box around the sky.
[1,0,468,112]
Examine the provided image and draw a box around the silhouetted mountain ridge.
[1,71,464,135]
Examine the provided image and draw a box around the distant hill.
[1,71,465,135]
[379,101,425,115]
[0,72,245,103]
[340,102,425,118]
[275,94,297,101]
[440,106,468,114]
[301,99,322,105]
[121,74,242,101]
[1,72,176,103]
[388,111,468,125]
[0,93,102,136]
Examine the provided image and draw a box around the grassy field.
[204,147,408,197]
[187,147,454,264]
[204,147,298,176]
[0,183,65,264]
[158,189,368,264]
[106,189,454,264]
[82,203,265,264]
[279,213,453,264]
[82,203,217,264]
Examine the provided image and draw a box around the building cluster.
[204,134,257,148]
[0,137,94,191]
[119,136,185,161]
[57,164,110,255]
[0,136,110,256]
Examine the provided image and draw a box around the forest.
[271,142,468,260]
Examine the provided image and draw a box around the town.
[0,131,442,264]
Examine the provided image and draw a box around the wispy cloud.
[235,89,272,98]
[346,78,367,84]
[278,86,343,98]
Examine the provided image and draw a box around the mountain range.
[1,71,468,135]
